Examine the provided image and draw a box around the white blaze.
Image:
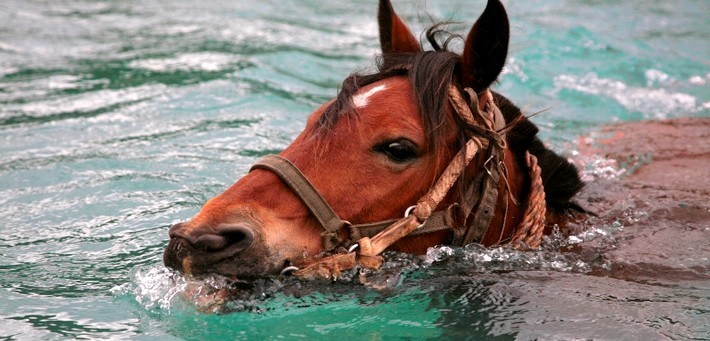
[352,84,387,108]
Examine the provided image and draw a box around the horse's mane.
[317,25,583,213]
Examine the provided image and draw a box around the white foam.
[129,52,237,72]
[573,153,626,182]
[110,266,188,311]
[554,72,700,119]
[644,69,671,87]
[688,73,710,85]
[111,265,237,313]
[502,57,529,82]
[11,84,165,117]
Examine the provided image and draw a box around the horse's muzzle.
[163,222,273,277]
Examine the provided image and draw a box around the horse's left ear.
[460,0,510,92]
[379,0,421,54]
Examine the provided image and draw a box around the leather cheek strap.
[250,155,348,250]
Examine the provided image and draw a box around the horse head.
[163,0,583,279]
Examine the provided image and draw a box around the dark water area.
[1,0,708,339]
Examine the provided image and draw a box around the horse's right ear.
[379,0,421,54]
[460,0,510,92]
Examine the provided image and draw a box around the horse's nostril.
[219,224,255,252]
[193,234,229,251]
[192,224,255,252]
[168,222,186,238]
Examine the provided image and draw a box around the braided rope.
[510,152,546,248]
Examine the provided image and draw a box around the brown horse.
[164,0,583,279]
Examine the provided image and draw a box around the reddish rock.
[574,117,710,285]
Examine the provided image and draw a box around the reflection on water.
[1,0,708,339]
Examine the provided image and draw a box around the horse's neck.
[478,147,525,245]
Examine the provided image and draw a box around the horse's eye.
[376,139,418,163]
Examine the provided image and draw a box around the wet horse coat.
[164,0,583,279]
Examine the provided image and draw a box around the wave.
[554,72,707,119]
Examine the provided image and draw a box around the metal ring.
[280,265,300,275]
[404,205,416,218]
[484,155,495,176]
[347,243,359,253]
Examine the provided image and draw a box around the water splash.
[111,266,187,312]
[113,215,625,315]
[571,152,627,182]
[112,264,364,314]
[422,223,618,276]
[111,266,248,314]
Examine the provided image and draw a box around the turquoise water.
[1,0,708,339]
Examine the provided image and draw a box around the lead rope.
[510,151,546,248]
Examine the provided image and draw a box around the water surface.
[1,0,708,339]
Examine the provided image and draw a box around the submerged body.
[163,0,583,278]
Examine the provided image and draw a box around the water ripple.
[1,0,708,339]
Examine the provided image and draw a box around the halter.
[250,84,547,280]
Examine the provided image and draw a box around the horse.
[163,0,583,280]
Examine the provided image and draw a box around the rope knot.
[413,201,433,223]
